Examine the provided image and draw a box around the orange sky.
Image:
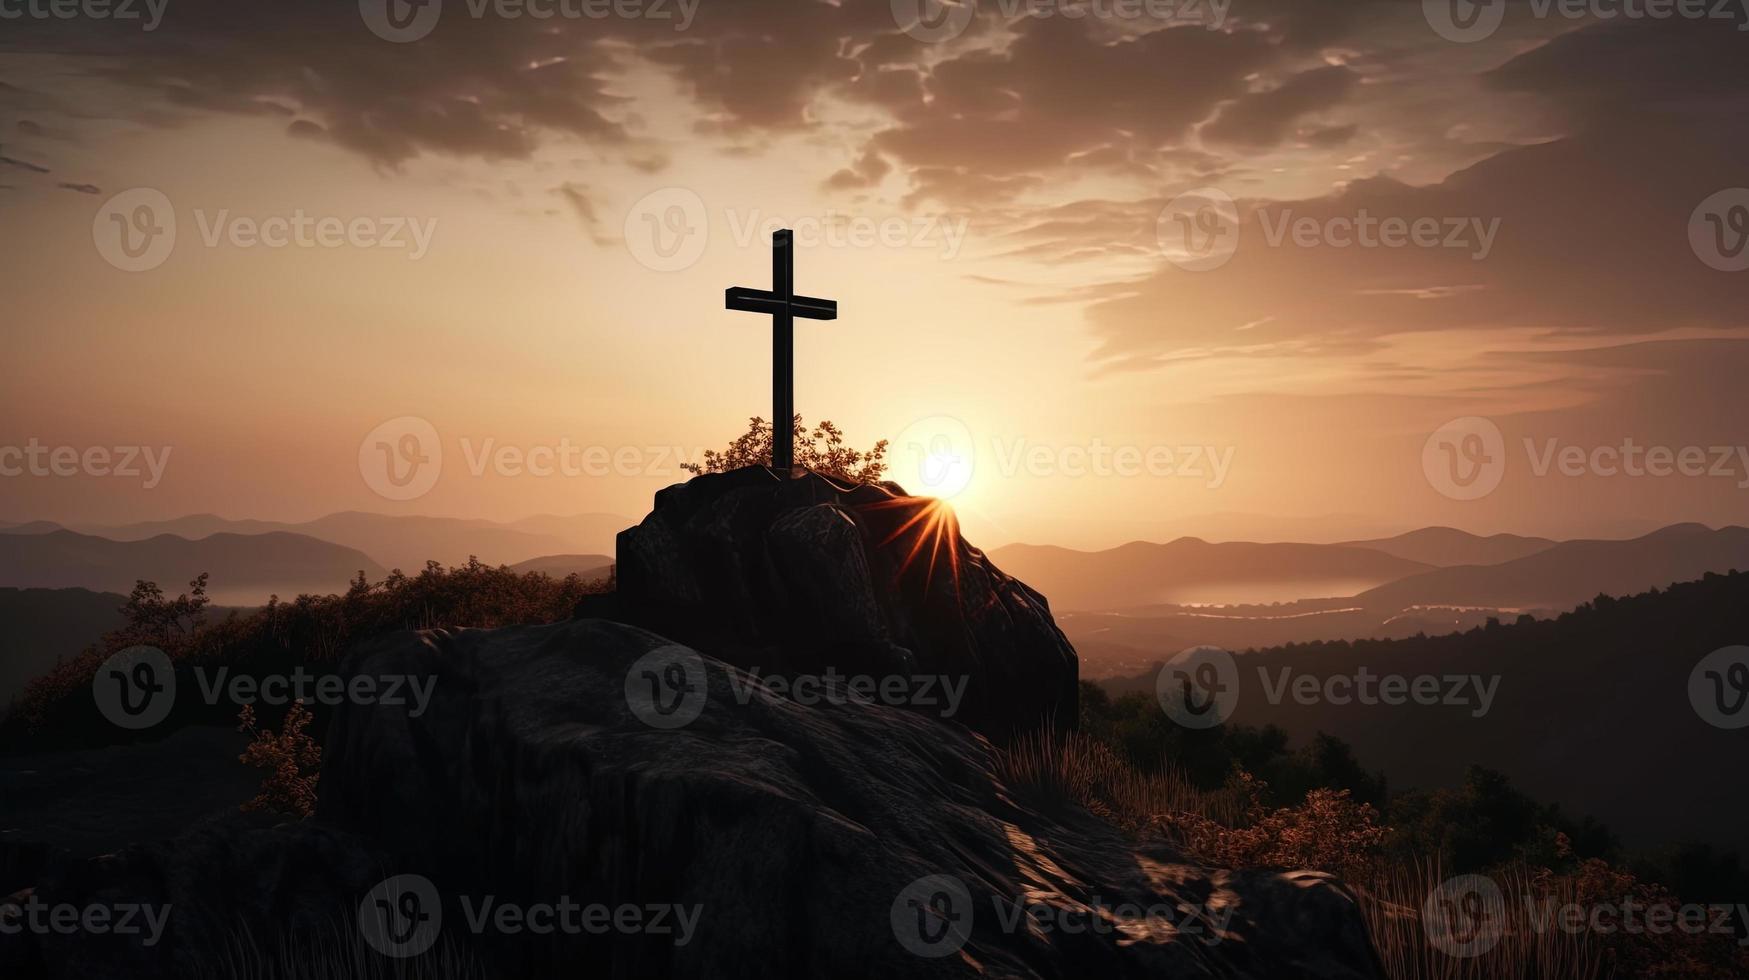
[2,2,1747,547]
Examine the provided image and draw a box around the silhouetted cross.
[725,229,838,473]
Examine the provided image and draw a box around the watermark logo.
[625,645,708,729]
[360,416,443,501]
[1156,646,1240,729]
[0,0,168,30]
[1157,654,1502,728]
[893,417,1235,496]
[1690,645,1749,730]
[0,441,173,488]
[92,645,175,730]
[360,0,443,41]
[1423,0,1507,42]
[1158,187,1240,272]
[624,187,710,272]
[94,188,176,273]
[358,875,702,955]
[891,874,974,957]
[360,874,444,958]
[894,415,977,499]
[362,0,697,40]
[1426,418,1749,499]
[725,668,970,718]
[893,0,1229,41]
[0,896,172,947]
[1691,188,1749,273]
[190,209,437,259]
[1423,416,1506,501]
[1258,209,1500,260]
[93,659,437,730]
[1424,874,1507,957]
[891,0,977,41]
[1424,873,1749,959]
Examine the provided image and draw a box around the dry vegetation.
[996,726,1749,980]
[681,416,888,483]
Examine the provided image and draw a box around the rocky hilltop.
[590,467,1080,742]
[1,468,1385,978]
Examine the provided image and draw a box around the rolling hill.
[73,511,631,572]
[508,554,615,580]
[0,530,384,605]
[1339,527,1556,567]
[1099,570,1749,852]
[989,538,1432,611]
[1355,523,1749,612]
[0,521,64,535]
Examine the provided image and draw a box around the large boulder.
[588,466,1079,741]
[309,617,1385,979]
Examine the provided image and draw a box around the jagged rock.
[311,617,1386,979]
[595,466,1080,741]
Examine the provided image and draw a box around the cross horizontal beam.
[725,287,838,321]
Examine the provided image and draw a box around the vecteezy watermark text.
[0,0,168,30]
[1423,417,1749,501]
[0,896,172,947]
[890,874,1234,958]
[360,0,698,43]
[358,874,701,959]
[894,416,1234,501]
[622,189,970,271]
[1155,646,1500,730]
[1423,874,1749,959]
[0,440,172,488]
[92,646,436,730]
[358,416,712,502]
[1424,0,1749,45]
[892,0,1231,43]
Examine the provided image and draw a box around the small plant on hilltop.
[237,701,322,818]
[682,415,888,483]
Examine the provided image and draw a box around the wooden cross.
[724,229,838,473]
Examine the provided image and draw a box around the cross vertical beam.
[772,229,794,473]
[724,229,838,476]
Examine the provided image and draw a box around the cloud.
[1201,65,1360,149]
[823,148,892,191]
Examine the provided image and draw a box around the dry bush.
[1361,837,1749,980]
[237,701,321,818]
[1151,770,1389,880]
[681,416,888,483]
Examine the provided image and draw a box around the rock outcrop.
[310,617,1385,978]
[585,466,1079,741]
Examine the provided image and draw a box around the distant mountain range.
[0,530,385,605]
[1337,527,1556,568]
[7,511,633,573]
[989,538,1432,610]
[1014,525,1749,679]
[507,554,614,580]
[1354,523,1749,611]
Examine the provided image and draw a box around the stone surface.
[308,617,1386,979]
[597,466,1081,741]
